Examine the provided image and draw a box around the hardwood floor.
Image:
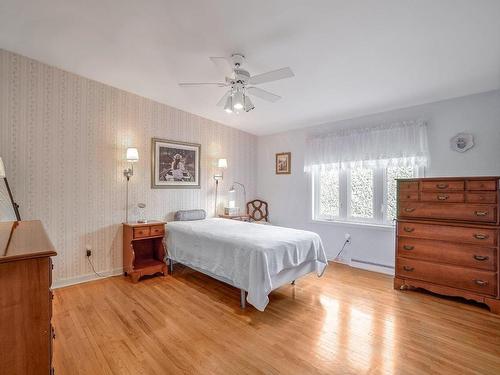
[53,263,500,375]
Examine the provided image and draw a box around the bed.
[166,217,327,311]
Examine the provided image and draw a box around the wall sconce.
[124,147,139,222]
[0,157,21,221]
[214,158,227,216]
[124,147,139,181]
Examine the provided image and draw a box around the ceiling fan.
[178,53,294,113]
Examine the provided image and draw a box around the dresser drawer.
[150,225,165,236]
[466,180,497,191]
[421,180,464,192]
[133,227,151,238]
[399,192,419,201]
[398,181,419,191]
[466,192,497,204]
[397,237,496,271]
[399,202,497,223]
[397,222,498,246]
[397,258,497,296]
[420,192,464,203]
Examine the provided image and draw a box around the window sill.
[310,218,395,231]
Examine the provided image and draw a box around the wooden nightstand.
[123,221,167,283]
[218,214,250,221]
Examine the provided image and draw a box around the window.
[313,164,419,225]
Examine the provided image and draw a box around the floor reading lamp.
[0,157,21,221]
[214,158,227,216]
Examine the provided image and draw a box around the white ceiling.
[1,1,500,136]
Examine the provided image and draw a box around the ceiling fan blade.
[248,67,294,85]
[178,82,227,87]
[246,87,281,102]
[209,56,234,77]
[216,90,232,107]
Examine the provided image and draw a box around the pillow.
[174,209,207,221]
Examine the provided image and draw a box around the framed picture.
[275,152,291,174]
[151,138,201,189]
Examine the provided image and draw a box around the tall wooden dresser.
[0,220,57,374]
[395,177,500,314]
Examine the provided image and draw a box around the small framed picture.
[275,152,291,175]
[151,138,201,189]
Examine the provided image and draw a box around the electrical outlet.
[345,233,351,243]
[86,249,92,257]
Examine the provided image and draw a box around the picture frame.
[275,152,291,175]
[151,138,201,189]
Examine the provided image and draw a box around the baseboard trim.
[52,267,123,289]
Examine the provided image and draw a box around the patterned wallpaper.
[0,49,257,284]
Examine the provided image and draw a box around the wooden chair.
[246,199,269,223]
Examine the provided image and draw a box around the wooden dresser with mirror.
[395,177,500,314]
[0,220,57,374]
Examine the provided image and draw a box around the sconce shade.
[218,158,228,169]
[126,148,139,162]
[0,157,5,178]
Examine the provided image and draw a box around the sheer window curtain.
[304,120,429,171]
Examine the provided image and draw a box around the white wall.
[0,49,257,286]
[257,90,500,273]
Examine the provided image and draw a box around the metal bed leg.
[169,258,174,275]
[240,289,246,309]
[291,280,296,285]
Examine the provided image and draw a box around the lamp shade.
[233,91,244,110]
[0,157,5,178]
[217,158,228,169]
[126,148,139,162]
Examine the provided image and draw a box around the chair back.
[246,199,269,222]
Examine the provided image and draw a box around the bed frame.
[167,257,295,309]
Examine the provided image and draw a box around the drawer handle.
[403,245,414,250]
[475,210,488,217]
[403,266,414,272]
[404,208,415,212]
[436,183,449,189]
[473,233,489,240]
[403,227,415,233]
[437,195,449,201]
[406,195,412,199]
[473,255,489,261]
[474,279,488,287]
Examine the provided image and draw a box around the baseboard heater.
[351,258,394,269]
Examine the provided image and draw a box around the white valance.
[304,120,429,172]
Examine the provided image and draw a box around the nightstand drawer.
[133,227,150,238]
[150,225,165,236]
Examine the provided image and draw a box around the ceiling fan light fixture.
[233,91,244,110]
[224,95,233,113]
[244,95,254,112]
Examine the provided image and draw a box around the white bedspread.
[166,218,327,311]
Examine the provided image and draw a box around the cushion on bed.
[174,209,206,221]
